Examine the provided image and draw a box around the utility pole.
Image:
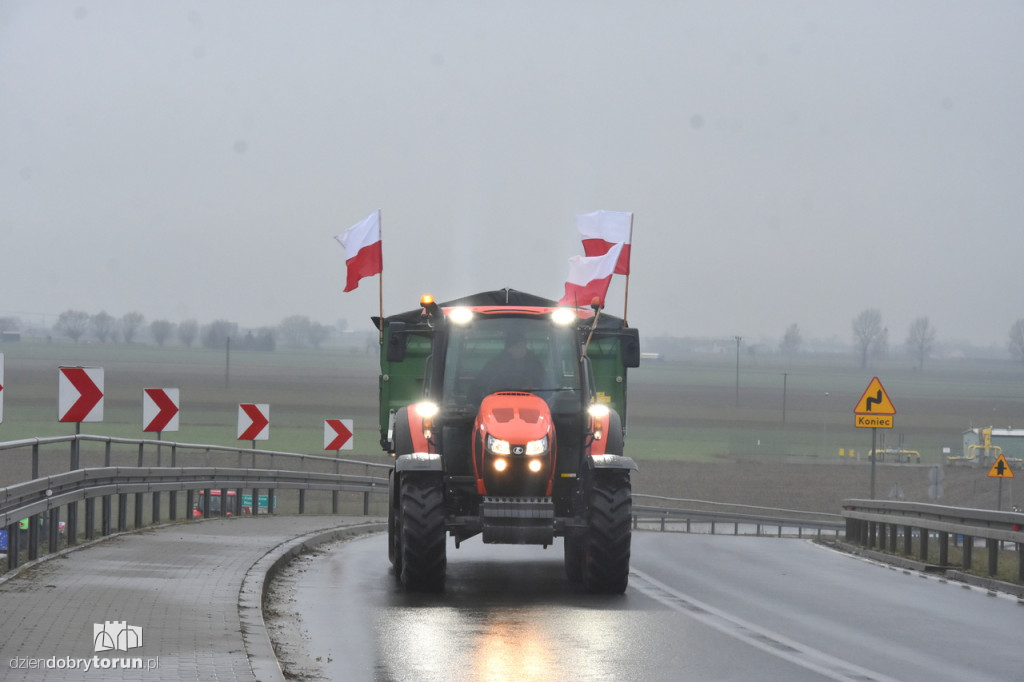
[734,336,742,406]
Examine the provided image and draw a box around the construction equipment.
[376,289,640,593]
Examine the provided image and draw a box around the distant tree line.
[41,310,350,351]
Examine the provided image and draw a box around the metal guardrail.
[633,494,845,538]
[0,435,394,574]
[842,499,1024,582]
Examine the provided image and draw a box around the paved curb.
[239,521,386,681]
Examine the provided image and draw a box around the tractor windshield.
[442,316,580,409]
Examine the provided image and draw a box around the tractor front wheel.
[398,472,447,592]
[582,470,632,594]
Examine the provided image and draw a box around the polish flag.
[335,210,383,292]
[577,210,632,275]
[558,242,624,308]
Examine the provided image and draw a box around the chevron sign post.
[59,367,104,422]
[237,403,270,441]
[143,388,180,433]
[324,419,354,451]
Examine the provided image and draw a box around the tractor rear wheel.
[582,470,632,594]
[398,472,447,592]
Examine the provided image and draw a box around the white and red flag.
[335,210,383,292]
[558,242,624,308]
[577,210,632,275]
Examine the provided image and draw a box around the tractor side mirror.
[386,322,408,362]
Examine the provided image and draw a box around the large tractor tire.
[582,470,632,594]
[398,472,447,592]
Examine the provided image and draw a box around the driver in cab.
[476,329,544,397]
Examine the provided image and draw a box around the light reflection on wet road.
[282,531,1024,681]
[286,533,830,681]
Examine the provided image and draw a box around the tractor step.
[481,496,555,545]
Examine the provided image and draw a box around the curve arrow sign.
[324,419,354,450]
[238,403,270,441]
[143,388,180,432]
[59,367,104,423]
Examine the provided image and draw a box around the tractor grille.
[481,496,555,545]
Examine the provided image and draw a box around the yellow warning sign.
[987,454,1015,479]
[855,414,893,429]
[854,377,896,416]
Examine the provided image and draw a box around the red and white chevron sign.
[324,419,354,450]
[143,388,180,432]
[58,366,104,423]
[237,403,269,441]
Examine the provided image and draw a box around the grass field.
[2,339,1022,511]
[2,339,1022,464]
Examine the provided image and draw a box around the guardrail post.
[252,488,259,515]
[186,490,195,520]
[268,488,275,514]
[104,440,111,467]
[152,492,161,524]
[48,507,60,554]
[28,514,39,561]
[118,493,128,532]
[134,492,144,528]
[902,524,911,555]
[31,442,39,479]
[298,489,306,515]
[938,531,949,566]
[85,498,95,540]
[877,522,886,550]
[7,521,20,570]
[660,514,666,532]
[919,529,929,562]
[987,539,999,577]
[102,495,112,535]
[962,535,973,570]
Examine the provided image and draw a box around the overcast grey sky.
[2,2,1022,347]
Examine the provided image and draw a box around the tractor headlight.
[486,435,510,455]
[524,436,548,456]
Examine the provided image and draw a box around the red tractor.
[378,289,640,592]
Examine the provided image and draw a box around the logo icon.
[93,621,143,652]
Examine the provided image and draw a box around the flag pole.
[622,213,634,327]
[378,211,384,345]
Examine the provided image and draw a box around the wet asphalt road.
[283,532,1022,681]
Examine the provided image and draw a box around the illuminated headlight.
[414,401,439,419]
[551,308,577,325]
[449,307,474,324]
[494,458,508,472]
[528,459,543,473]
[587,403,610,419]
[487,435,510,455]
[524,436,548,456]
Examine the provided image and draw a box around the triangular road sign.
[987,454,1014,479]
[854,377,896,415]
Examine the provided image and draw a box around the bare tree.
[1010,319,1024,365]
[178,319,199,347]
[55,310,90,342]
[309,322,331,349]
[202,320,237,349]
[906,316,937,371]
[150,319,175,346]
[779,323,802,356]
[852,309,884,369]
[279,315,313,347]
[121,311,145,343]
[91,311,117,343]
